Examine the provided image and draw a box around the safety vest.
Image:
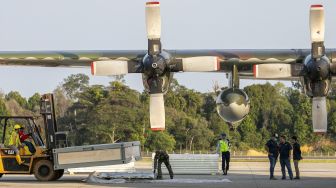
[219,139,230,152]
[8,131,21,147]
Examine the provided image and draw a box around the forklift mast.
[40,93,58,150]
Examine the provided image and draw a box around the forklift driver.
[8,124,25,165]
[19,125,36,154]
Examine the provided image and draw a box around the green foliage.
[62,73,89,99]
[0,97,9,137]
[56,77,336,151]
[145,131,176,151]
[1,74,336,152]
[6,91,28,108]
[28,93,41,112]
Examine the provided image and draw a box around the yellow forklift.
[0,94,65,181]
[0,94,141,181]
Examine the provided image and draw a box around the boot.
[15,155,24,165]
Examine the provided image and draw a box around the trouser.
[294,160,300,178]
[280,158,293,179]
[9,145,23,165]
[221,151,230,173]
[268,155,277,178]
[157,159,174,179]
[23,141,36,154]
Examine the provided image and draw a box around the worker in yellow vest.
[8,124,25,165]
[216,133,231,175]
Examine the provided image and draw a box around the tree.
[62,74,89,99]
[238,116,262,148]
[28,93,41,112]
[145,131,176,152]
[5,91,28,108]
[53,87,72,118]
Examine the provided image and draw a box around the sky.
[0,0,336,97]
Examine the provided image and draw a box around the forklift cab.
[0,94,67,180]
[0,116,45,173]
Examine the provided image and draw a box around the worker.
[8,124,25,165]
[19,126,36,154]
[265,133,279,180]
[216,133,231,175]
[153,150,174,179]
[279,135,293,180]
[291,136,302,179]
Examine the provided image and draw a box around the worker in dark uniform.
[291,136,302,179]
[216,133,231,175]
[19,126,36,154]
[153,150,174,179]
[279,135,293,180]
[265,133,279,180]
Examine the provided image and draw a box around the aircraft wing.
[0,49,335,80]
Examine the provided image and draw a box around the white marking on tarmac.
[151,178,232,183]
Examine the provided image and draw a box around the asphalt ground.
[0,162,335,188]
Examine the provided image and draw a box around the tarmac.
[0,162,335,188]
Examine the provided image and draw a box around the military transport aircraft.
[0,2,333,133]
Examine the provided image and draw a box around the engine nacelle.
[216,88,250,123]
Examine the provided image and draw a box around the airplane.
[0,2,333,133]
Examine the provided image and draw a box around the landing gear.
[33,160,57,181]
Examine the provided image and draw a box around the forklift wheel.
[0,173,3,178]
[52,169,64,180]
[33,160,57,181]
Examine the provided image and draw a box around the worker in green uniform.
[216,133,231,175]
[153,150,174,179]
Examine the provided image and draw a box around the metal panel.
[53,141,141,170]
[152,154,218,175]
[57,148,121,165]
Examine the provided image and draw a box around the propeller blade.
[149,93,165,131]
[91,60,128,76]
[145,2,161,40]
[312,97,327,133]
[310,4,325,58]
[146,2,161,55]
[310,5,325,43]
[181,56,219,72]
[253,64,303,78]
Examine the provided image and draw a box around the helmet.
[272,133,279,138]
[14,124,21,130]
[220,133,227,138]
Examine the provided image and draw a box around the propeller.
[91,2,228,131]
[309,4,328,133]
